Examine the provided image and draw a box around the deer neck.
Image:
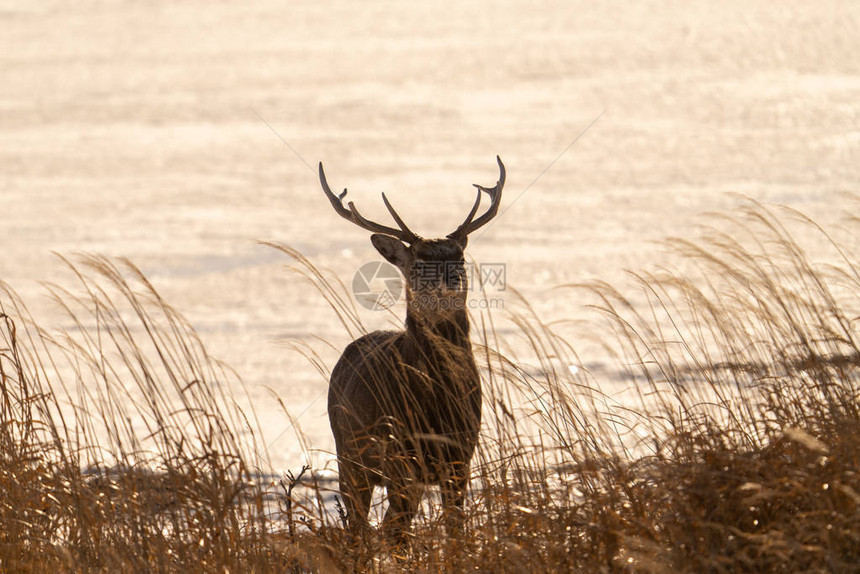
[405,308,471,350]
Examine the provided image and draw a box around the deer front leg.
[440,465,470,538]
[382,480,423,548]
[337,458,374,536]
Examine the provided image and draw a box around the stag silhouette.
[319,157,505,544]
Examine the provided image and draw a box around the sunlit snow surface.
[2,0,859,473]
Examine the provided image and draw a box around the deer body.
[328,312,481,539]
[319,158,505,542]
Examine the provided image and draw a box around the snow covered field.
[2,0,858,471]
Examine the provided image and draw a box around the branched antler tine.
[319,162,353,218]
[319,162,418,242]
[345,200,406,238]
[454,189,483,232]
[381,193,418,243]
[448,156,506,239]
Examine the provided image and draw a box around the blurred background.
[2,0,858,469]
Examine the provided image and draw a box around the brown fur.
[328,238,481,542]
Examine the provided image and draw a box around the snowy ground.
[2,0,859,472]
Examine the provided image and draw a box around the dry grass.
[0,256,281,571]
[2,201,859,572]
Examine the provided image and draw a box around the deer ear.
[371,234,409,269]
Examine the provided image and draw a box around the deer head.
[319,157,506,319]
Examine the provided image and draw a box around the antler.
[319,163,420,244]
[447,156,506,241]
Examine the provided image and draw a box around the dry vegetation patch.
[2,203,859,572]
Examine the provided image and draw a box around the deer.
[318,157,505,545]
